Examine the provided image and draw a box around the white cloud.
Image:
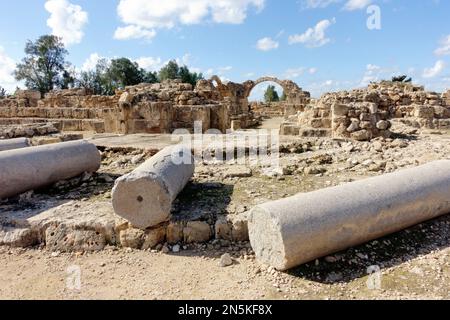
[114,25,156,41]
[435,35,450,56]
[288,18,336,48]
[81,53,104,72]
[422,60,446,78]
[303,0,340,9]
[115,0,265,40]
[284,67,306,79]
[256,37,279,51]
[203,65,233,77]
[135,56,164,71]
[283,67,317,79]
[0,47,20,93]
[45,0,88,46]
[343,0,372,11]
[360,63,381,86]
[218,66,233,72]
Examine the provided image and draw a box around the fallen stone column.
[0,140,101,199]
[0,138,30,152]
[249,161,450,271]
[112,145,195,229]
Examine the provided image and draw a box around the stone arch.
[208,75,233,100]
[244,77,310,105]
[244,77,290,101]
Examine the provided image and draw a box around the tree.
[76,58,114,95]
[179,65,203,86]
[280,91,287,101]
[158,60,203,86]
[14,35,70,94]
[392,75,412,83]
[158,60,180,82]
[0,86,6,99]
[143,71,158,84]
[264,85,280,103]
[106,58,147,89]
[76,58,158,95]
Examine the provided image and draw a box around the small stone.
[131,154,145,165]
[373,141,383,152]
[172,244,181,253]
[161,246,170,254]
[376,120,389,130]
[219,253,233,267]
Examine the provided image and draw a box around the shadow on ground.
[172,181,234,222]
[0,172,122,224]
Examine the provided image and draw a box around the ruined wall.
[0,79,241,135]
[281,82,450,141]
[250,102,286,117]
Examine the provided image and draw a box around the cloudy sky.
[0,0,449,98]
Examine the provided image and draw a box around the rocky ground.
[1,122,450,300]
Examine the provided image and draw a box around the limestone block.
[183,221,212,243]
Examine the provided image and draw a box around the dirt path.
[2,227,450,301]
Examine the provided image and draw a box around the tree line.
[0,35,203,97]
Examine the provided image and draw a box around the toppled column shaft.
[249,161,450,271]
[0,140,101,199]
[0,138,30,152]
[112,145,195,229]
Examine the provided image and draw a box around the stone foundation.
[0,200,248,251]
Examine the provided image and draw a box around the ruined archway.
[242,77,310,106]
[244,77,289,100]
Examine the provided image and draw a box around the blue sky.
[0,0,449,98]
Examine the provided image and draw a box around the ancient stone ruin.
[282,82,450,141]
[0,76,313,136]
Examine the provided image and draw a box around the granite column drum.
[112,145,195,229]
[0,138,30,152]
[249,161,450,271]
[0,140,101,199]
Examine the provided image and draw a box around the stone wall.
[0,79,244,135]
[250,101,287,118]
[281,82,450,140]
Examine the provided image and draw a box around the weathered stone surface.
[112,145,195,229]
[0,140,101,199]
[215,216,232,240]
[183,221,212,243]
[249,160,450,271]
[46,224,106,252]
[166,222,184,244]
[0,137,29,152]
[119,228,145,249]
[142,226,167,249]
[0,201,124,250]
[219,253,233,267]
[351,130,371,141]
[287,81,450,140]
